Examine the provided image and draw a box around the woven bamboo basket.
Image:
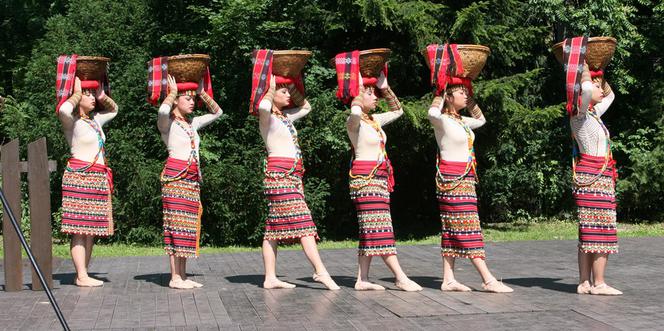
[359,48,391,77]
[76,56,110,81]
[328,48,392,78]
[552,37,617,71]
[272,50,311,77]
[167,54,210,83]
[421,45,491,80]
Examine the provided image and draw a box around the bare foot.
[441,280,472,292]
[590,283,622,296]
[263,279,296,289]
[395,278,422,292]
[354,280,385,291]
[169,279,194,289]
[313,273,340,290]
[184,279,203,288]
[577,282,591,294]
[75,276,103,287]
[482,279,513,293]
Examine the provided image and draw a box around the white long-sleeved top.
[58,99,117,165]
[570,81,615,157]
[158,99,222,161]
[346,107,403,161]
[258,99,311,158]
[428,106,486,162]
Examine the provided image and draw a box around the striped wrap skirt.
[61,158,114,236]
[349,160,397,256]
[573,154,618,254]
[161,157,202,258]
[436,159,485,259]
[263,157,318,242]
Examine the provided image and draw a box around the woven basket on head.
[328,48,392,78]
[421,45,491,80]
[272,50,312,77]
[359,48,391,77]
[552,37,617,71]
[76,56,110,81]
[167,54,210,83]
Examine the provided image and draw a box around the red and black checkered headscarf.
[334,51,360,104]
[56,54,78,112]
[425,44,472,96]
[563,36,589,116]
[147,57,213,106]
[249,49,274,116]
[334,50,389,104]
[56,54,111,113]
[147,57,169,105]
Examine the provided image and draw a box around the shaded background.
[0,0,662,246]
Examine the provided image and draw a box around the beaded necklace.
[348,113,390,189]
[160,115,199,183]
[263,110,303,177]
[435,111,477,191]
[572,108,612,186]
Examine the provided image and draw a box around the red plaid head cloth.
[249,49,274,116]
[334,51,360,104]
[56,54,78,113]
[147,57,169,106]
[562,36,589,116]
[426,44,471,96]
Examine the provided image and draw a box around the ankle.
[483,277,498,285]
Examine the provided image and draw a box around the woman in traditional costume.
[425,44,512,293]
[557,37,621,295]
[335,49,422,292]
[250,49,340,290]
[56,55,117,287]
[149,55,222,289]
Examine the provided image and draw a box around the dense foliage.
[1,0,662,245]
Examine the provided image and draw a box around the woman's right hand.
[167,74,178,95]
[74,77,82,93]
[269,74,276,91]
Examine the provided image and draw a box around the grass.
[1,220,662,259]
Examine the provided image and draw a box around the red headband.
[81,80,99,90]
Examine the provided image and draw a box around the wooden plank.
[0,160,56,173]
[1,139,23,291]
[28,138,53,290]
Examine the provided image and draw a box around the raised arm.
[595,81,615,117]
[258,75,276,128]
[95,86,118,126]
[282,85,311,122]
[346,92,364,131]
[372,72,403,127]
[461,97,486,130]
[157,75,177,134]
[427,96,445,130]
[58,77,81,130]
[346,74,366,132]
[192,90,223,130]
[576,63,593,118]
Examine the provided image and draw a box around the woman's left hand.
[376,71,388,89]
[95,82,106,101]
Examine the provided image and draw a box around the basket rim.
[359,48,391,56]
[167,54,211,61]
[551,36,617,51]
[273,50,312,56]
[421,44,491,55]
[76,56,111,62]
